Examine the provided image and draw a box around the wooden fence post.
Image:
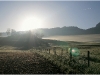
[53,47,56,55]
[46,49,47,53]
[69,49,72,66]
[53,48,55,54]
[61,49,63,64]
[87,51,90,67]
[54,49,56,55]
[61,49,63,56]
[66,48,68,54]
[49,49,50,54]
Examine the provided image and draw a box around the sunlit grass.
[0,40,100,74]
[0,50,63,74]
[33,43,100,74]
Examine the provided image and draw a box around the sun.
[21,16,43,31]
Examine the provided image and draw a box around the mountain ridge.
[1,22,100,37]
[36,22,100,36]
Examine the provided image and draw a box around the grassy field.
[0,43,100,74]
[32,37,100,74]
[33,45,100,74]
[0,50,64,74]
[0,34,100,74]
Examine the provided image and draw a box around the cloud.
[83,8,91,10]
[87,8,91,9]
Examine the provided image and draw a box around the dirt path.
[0,51,64,74]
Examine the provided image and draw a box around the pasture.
[0,34,100,74]
[34,35,100,74]
[0,50,63,74]
[33,44,100,74]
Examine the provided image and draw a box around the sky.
[0,1,100,32]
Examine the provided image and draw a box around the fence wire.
[32,46,100,74]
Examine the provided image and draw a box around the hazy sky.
[0,1,100,32]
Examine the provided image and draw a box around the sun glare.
[21,16,43,31]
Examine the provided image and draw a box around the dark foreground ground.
[0,51,64,74]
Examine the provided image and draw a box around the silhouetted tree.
[6,28,11,36]
[0,33,2,37]
[11,29,16,36]
[35,32,44,39]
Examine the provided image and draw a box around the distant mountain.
[1,22,100,37]
[37,26,85,36]
[37,22,100,36]
[85,22,100,34]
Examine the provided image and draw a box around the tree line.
[0,28,48,50]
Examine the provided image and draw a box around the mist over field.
[43,34,100,42]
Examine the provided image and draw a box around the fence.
[30,46,100,74]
